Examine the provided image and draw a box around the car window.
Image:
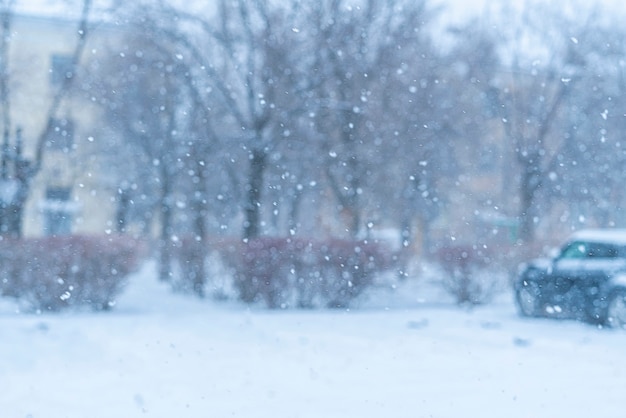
[559,241,620,259]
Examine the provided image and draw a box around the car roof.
[568,229,626,245]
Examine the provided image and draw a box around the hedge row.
[173,236,396,309]
[0,235,145,312]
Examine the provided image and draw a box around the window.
[45,118,74,152]
[50,54,73,86]
[41,186,74,236]
[559,241,620,259]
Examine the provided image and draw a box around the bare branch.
[34,0,92,173]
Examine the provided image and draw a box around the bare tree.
[477,1,598,242]
[304,0,441,238]
[86,22,194,282]
[149,0,308,240]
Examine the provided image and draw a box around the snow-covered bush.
[218,237,395,309]
[0,235,146,312]
[434,244,506,305]
[169,238,235,299]
[170,237,207,297]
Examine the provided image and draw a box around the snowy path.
[1,261,626,418]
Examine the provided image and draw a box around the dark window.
[46,187,70,201]
[42,187,73,236]
[560,241,621,259]
[45,118,74,151]
[50,54,73,86]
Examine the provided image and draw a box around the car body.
[514,229,626,328]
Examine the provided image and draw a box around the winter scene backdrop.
[1,0,626,416]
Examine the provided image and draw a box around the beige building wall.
[6,13,116,237]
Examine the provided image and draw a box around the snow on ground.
[2,260,626,418]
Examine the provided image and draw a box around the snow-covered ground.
[2,260,626,418]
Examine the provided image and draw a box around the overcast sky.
[11,0,626,28]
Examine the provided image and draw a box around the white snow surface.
[2,260,626,418]
[569,228,626,245]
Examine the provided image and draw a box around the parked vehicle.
[514,229,626,328]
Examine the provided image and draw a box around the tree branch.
[34,0,92,173]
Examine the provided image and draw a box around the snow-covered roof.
[568,229,626,245]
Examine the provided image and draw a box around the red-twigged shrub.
[0,234,146,312]
[434,244,504,305]
[219,237,395,309]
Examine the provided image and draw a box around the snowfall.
[2,259,626,418]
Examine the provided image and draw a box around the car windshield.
[559,241,622,259]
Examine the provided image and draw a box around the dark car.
[514,229,626,328]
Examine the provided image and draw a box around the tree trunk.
[6,195,24,237]
[115,187,130,233]
[158,165,173,282]
[190,157,208,297]
[243,147,267,239]
[287,183,303,235]
[518,156,542,243]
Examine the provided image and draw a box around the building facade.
[3,12,116,237]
